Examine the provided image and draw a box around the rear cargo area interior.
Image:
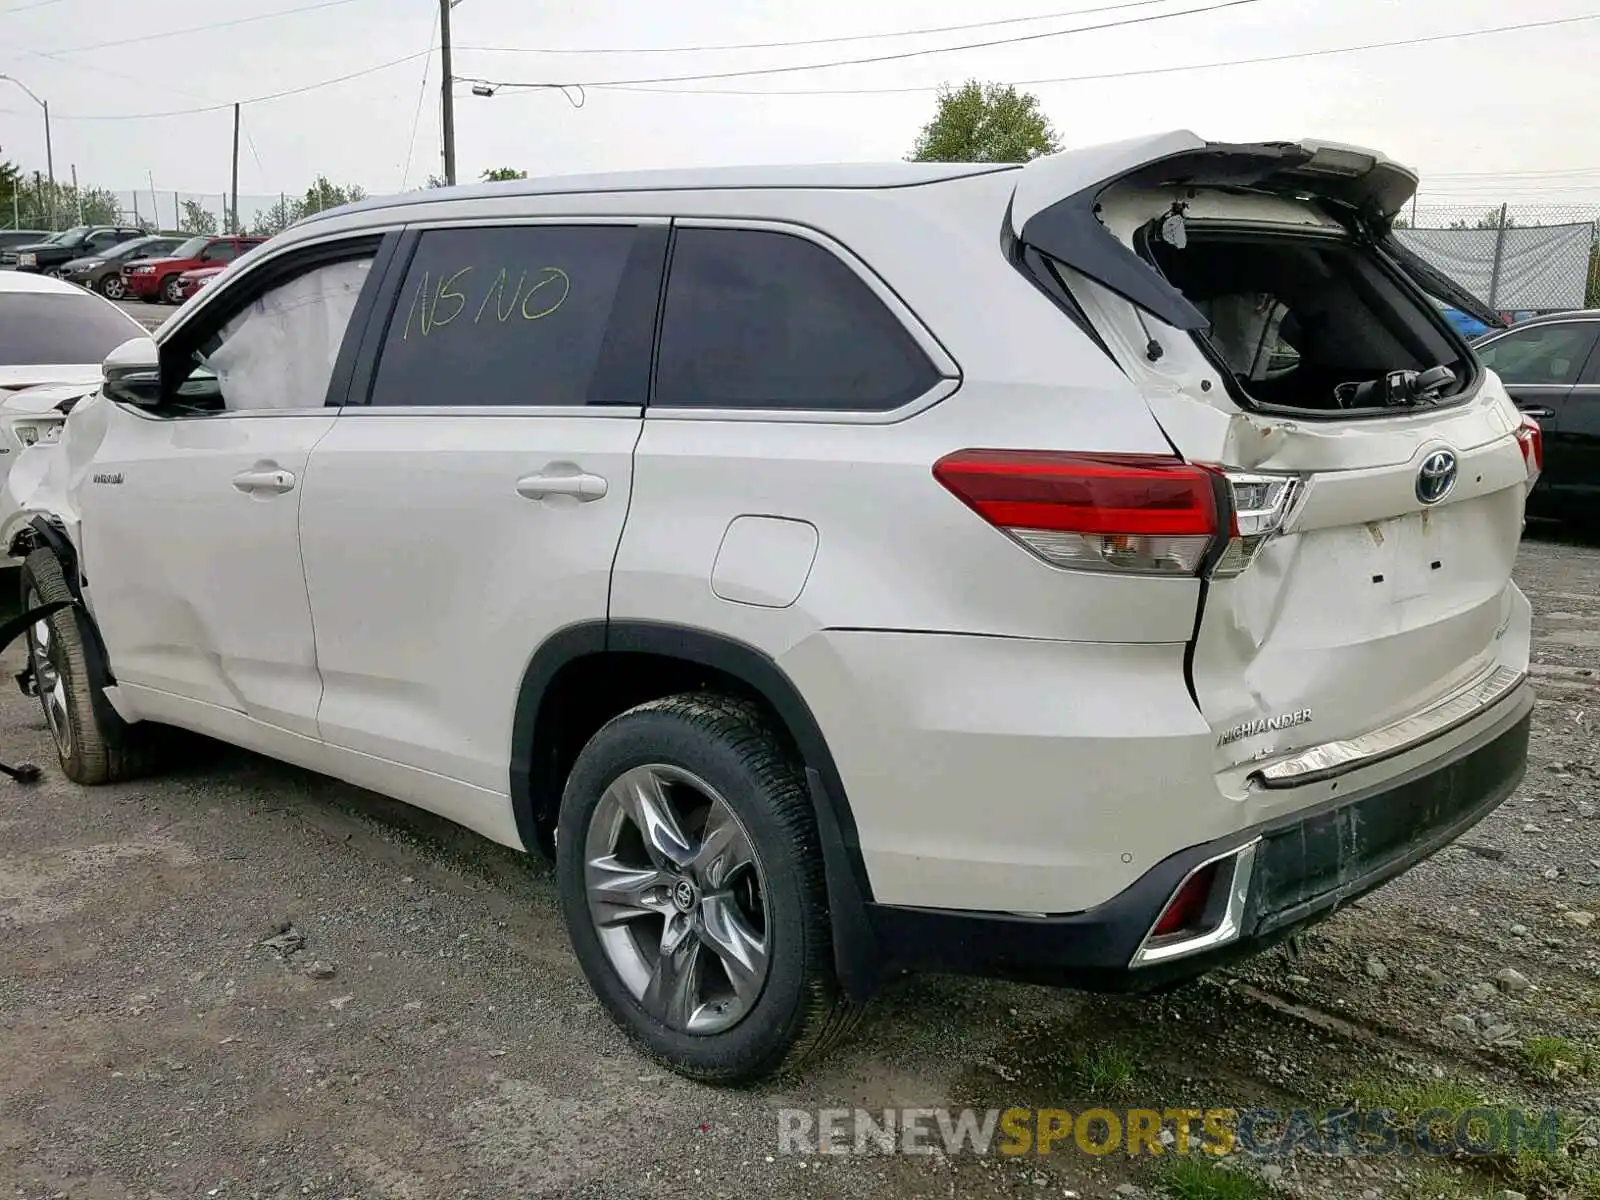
[1145,229,1470,414]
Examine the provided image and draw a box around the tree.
[178,198,218,235]
[481,166,527,182]
[1449,208,1515,231]
[908,80,1059,164]
[298,175,366,217]
[425,174,449,189]
[249,196,299,238]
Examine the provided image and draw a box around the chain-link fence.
[1400,203,1600,317]
[2,181,373,238]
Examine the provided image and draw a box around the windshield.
[49,225,92,247]
[171,236,209,259]
[0,293,145,366]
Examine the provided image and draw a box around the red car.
[123,234,265,304]
[174,264,227,302]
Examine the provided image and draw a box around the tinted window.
[655,228,938,411]
[370,224,645,408]
[1477,323,1598,385]
[0,293,143,365]
[203,241,240,263]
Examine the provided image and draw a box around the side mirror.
[102,336,163,408]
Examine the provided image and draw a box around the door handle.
[232,468,296,494]
[516,471,608,502]
[1518,406,1556,420]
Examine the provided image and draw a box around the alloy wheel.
[102,276,125,300]
[24,586,72,762]
[583,763,770,1035]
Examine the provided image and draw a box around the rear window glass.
[655,227,939,411]
[0,293,142,366]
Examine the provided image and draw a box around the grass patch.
[1520,1036,1598,1081]
[1070,1045,1138,1100]
[1152,1157,1269,1200]
[1347,1076,1489,1126]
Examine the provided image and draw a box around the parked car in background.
[174,263,227,302]
[58,235,185,299]
[0,230,50,262]
[0,271,144,502]
[0,269,147,393]
[1441,304,1493,340]
[4,225,148,275]
[1476,310,1599,524]
[124,234,266,303]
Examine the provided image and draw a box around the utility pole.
[439,0,457,185]
[231,103,241,235]
[71,163,82,224]
[1487,202,1511,313]
[0,76,55,229]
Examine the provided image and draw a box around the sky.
[1,0,1599,221]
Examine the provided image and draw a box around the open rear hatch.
[1008,133,1535,786]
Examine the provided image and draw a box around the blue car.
[1441,305,1491,340]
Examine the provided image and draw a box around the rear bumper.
[865,680,1532,990]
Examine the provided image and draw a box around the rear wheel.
[99,274,126,300]
[556,693,859,1083]
[20,549,153,784]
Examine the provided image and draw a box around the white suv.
[7,132,1541,1083]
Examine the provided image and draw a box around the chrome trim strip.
[1250,665,1527,790]
[1130,839,1259,968]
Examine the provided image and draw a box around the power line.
[574,11,1600,95]
[0,0,64,14]
[50,49,431,120]
[400,7,439,189]
[11,0,361,60]
[458,0,1183,56]
[466,0,1265,90]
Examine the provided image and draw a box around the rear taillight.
[1515,416,1542,484]
[933,451,1299,578]
[933,451,1220,575]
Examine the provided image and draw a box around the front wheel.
[161,275,184,304]
[100,274,126,300]
[20,549,153,784]
[556,693,859,1083]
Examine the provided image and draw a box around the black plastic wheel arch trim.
[508,619,885,1001]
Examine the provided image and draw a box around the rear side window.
[655,227,938,412]
[1477,323,1598,386]
[370,224,648,408]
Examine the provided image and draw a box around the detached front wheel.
[556,694,858,1083]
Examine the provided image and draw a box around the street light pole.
[0,75,55,229]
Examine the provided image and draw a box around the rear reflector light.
[933,451,1301,578]
[932,451,1221,576]
[1515,416,1542,483]
[1150,861,1219,937]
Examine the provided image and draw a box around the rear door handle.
[1518,406,1556,420]
[232,468,296,494]
[516,471,608,502]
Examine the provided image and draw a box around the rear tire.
[556,693,859,1083]
[20,549,154,785]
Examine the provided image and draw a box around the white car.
[0,271,146,514]
[10,133,1540,1083]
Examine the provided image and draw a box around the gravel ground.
[2,527,1598,1200]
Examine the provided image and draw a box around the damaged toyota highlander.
[3,132,1540,1084]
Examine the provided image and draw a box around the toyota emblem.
[1415,449,1458,506]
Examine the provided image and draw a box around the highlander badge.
[1218,708,1313,747]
